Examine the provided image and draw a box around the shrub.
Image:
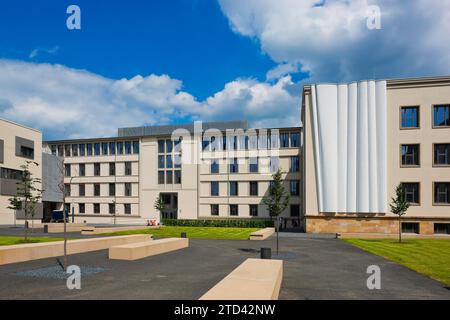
[161,218,274,228]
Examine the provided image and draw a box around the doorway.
[160,193,178,219]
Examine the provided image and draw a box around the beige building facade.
[0,118,42,225]
[302,76,450,235]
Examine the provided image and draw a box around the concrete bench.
[45,223,91,233]
[249,228,275,240]
[199,258,283,300]
[0,234,150,266]
[109,238,189,261]
[81,226,152,235]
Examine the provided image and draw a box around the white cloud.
[0,60,300,139]
[219,0,450,82]
[29,46,59,59]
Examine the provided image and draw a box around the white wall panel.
[311,81,387,214]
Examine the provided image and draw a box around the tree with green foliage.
[7,161,43,241]
[390,184,410,243]
[262,168,290,254]
[154,194,166,225]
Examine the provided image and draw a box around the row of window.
[208,157,300,174]
[402,182,450,205]
[0,167,23,180]
[200,132,300,152]
[75,203,133,215]
[65,162,134,177]
[65,183,134,197]
[51,141,140,157]
[402,223,450,235]
[158,170,182,185]
[401,105,450,128]
[210,180,300,197]
[210,204,300,217]
[401,144,450,166]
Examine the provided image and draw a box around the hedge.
[161,218,274,228]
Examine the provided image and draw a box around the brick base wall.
[306,215,450,235]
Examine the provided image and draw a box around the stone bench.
[0,235,150,265]
[249,228,275,240]
[199,258,283,300]
[109,238,189,261]
[81,226,152,235]
[45,223,91,233]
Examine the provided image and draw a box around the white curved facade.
[311,81,387,214]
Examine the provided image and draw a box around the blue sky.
[0,0,449,139]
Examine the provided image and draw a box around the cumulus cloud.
[219,0,450,82]
[0,60,300,139]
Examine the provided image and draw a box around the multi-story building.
[302,76,450,235]
[43,121,303,227]
[0,118,42,225]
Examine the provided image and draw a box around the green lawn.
[344,239,450,285]
[106,226,259,240]
[0,236,66,246]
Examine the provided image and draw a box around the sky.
[0,0,449,139]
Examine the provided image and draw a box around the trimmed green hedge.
[161,218,274,228]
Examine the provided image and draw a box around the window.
[229,158,239,173]
[290,180,300,196]
[51,145,57,156]
[109,203,116,215]
[229,181,238,196]
[94,163,101,176]
[401,144,420,166]
[158,155,165,169]
[211,161,219,174]
[166,171,173,184]
[434,144,450,166]
[72,144,78,157]
[158,171,165,184]
[125,162,132,175]
[109,183,115,196]
[230,205,238,216]
[290,132,300,148]
[174,170,182,184]
[249,205,258,217]
[158,140,165,153]
[249,158,258,173]
[79,203,85,214]
[64,164,71,177]
[79,164,85,177]
[222,136,227,151]
[290,204,300,217]
[401,106,419,128]
[402,223,419,234]
[117,142,124,155]
[166,140,173,153]
[94,184,100,197]
[402,183,420,205]
[125,141,132,154]
[94,203,100,214]
[58,145,64,157]
[249,181,258,196]
[64,184,71,197]
[79,144,86,156]
[87,144,93,156]
[211,204,219,216]
[124,204,131,215]
[280,133,289,148]
[20,146,34,159]
[434,182,450,204]
[101,142,108,155]
[64,145,71,157]
[94,143,100,156]
[125,183,132,197]
[133,141,139,154]
[166,155,173,169]
[434,105,450,127]
[0,167,22,180]
[109,162,116,176]
[434,223,450,235]
[211,182,219,196]
[79,184,85,197]
[290,156,300,172]
[109,142,116,155]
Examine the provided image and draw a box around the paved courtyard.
[0,230,449,300]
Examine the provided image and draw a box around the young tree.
[262,168,290,254]
[154,194,166,224]
[7,161,43,241]
[390,184,410,243]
